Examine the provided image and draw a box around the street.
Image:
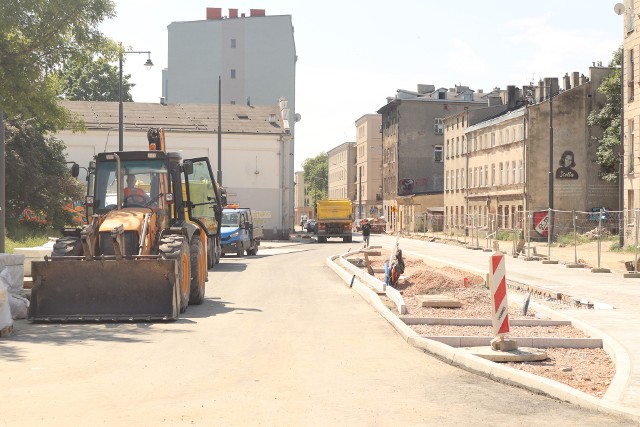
[0,239,635,426]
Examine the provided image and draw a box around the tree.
[5,119,85,237]
[587,46,622,182]
[302,153,328,211]
[57,56,134,102]
[0,0,118,130]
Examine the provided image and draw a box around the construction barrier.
[489,252,510,337]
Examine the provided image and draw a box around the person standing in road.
[361,219,371,248]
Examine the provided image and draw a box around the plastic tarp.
[0,284,12,329]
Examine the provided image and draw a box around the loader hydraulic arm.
[81,216,100,260]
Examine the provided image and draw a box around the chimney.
[246,96,251,106]
[506,85,517,109]
[229,8,238,18]
[159,97,166,105]
[250,9,266,16]
[563,73,571,91]
[580,74,588,85]
[571,72,580,88]
[206,7,222,20]
[269,113,277,123]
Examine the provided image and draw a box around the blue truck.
[220,207,262,256]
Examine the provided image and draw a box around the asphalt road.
[0,239,635,426]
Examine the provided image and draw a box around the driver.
[124,174,149,203]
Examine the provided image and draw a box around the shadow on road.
[180,297,262,320]
[2,319,184,362]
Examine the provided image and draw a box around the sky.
[99,0,624,171]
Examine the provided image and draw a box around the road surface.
[0,239,634,426]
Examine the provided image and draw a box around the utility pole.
[217,76,222,185]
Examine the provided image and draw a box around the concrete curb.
[325,253,640,423]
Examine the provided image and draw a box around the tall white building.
[162,7,297,234]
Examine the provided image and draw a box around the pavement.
[294,231,640,423]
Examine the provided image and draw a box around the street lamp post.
[118,49,153,151]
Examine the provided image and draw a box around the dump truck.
[315,199,353,243]
[28,128,224,321]
[220,207,262,256]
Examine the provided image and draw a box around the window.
[630,49,635,102]
[630,118,635,173]
[434,118,443,134]
[491,132,495,147]
[456,137,459,156]
[519,160,524,183]
[445,171,449,191]
[231,38,237,48]
[512,161,516,183]
[446,140,450,159]
[491,164,495,185]
[484,166,488,187]
[434,145,443,162]
[499,163,503,185]
[230,69,236,79]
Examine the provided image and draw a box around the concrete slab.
[466,346,548,362]
[418,294,462,308]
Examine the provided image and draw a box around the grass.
[5,234,54,254]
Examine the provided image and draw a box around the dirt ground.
[349,249,615,398]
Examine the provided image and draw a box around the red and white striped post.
[489,251,510,342]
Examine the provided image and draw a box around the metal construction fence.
[401,208,640,276]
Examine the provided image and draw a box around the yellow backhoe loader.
[28,128,224,321]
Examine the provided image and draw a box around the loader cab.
[89,152,175,219]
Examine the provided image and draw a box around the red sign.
[533,211,549,237]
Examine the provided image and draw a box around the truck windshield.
[94,159,167,212]
[222,212,239,227]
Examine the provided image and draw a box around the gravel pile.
[348,249,615,398]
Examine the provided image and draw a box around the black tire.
[52,236,82,256]
[236,250,243,257]
[159,235,190,313]
[189,237,205,305]
[246,241,256,256]
[207,236,215,269]
[214,236,221,264]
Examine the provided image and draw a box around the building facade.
[56,100,293,239]
[162,7,297,235]
[444,68,617,238]
[624,0,640,238]
[354,114,383,221]
[377,84,497,232]
[327,142,356,205]
[294,171,313,223]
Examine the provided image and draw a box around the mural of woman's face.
[563,154,573,167]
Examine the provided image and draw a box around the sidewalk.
[372,234,640,416]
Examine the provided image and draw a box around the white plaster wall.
[56,129,287,237]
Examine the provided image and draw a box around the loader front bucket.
[28,258,179,322]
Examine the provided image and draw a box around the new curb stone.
[326,252,640,423]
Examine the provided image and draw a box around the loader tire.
[52,236,82,257]
[189,237,206,305]
[214,236,221,265]
[159,235,190,313]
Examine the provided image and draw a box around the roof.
[60,100,288,135]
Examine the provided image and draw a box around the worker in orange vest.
[124,174,149,205]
